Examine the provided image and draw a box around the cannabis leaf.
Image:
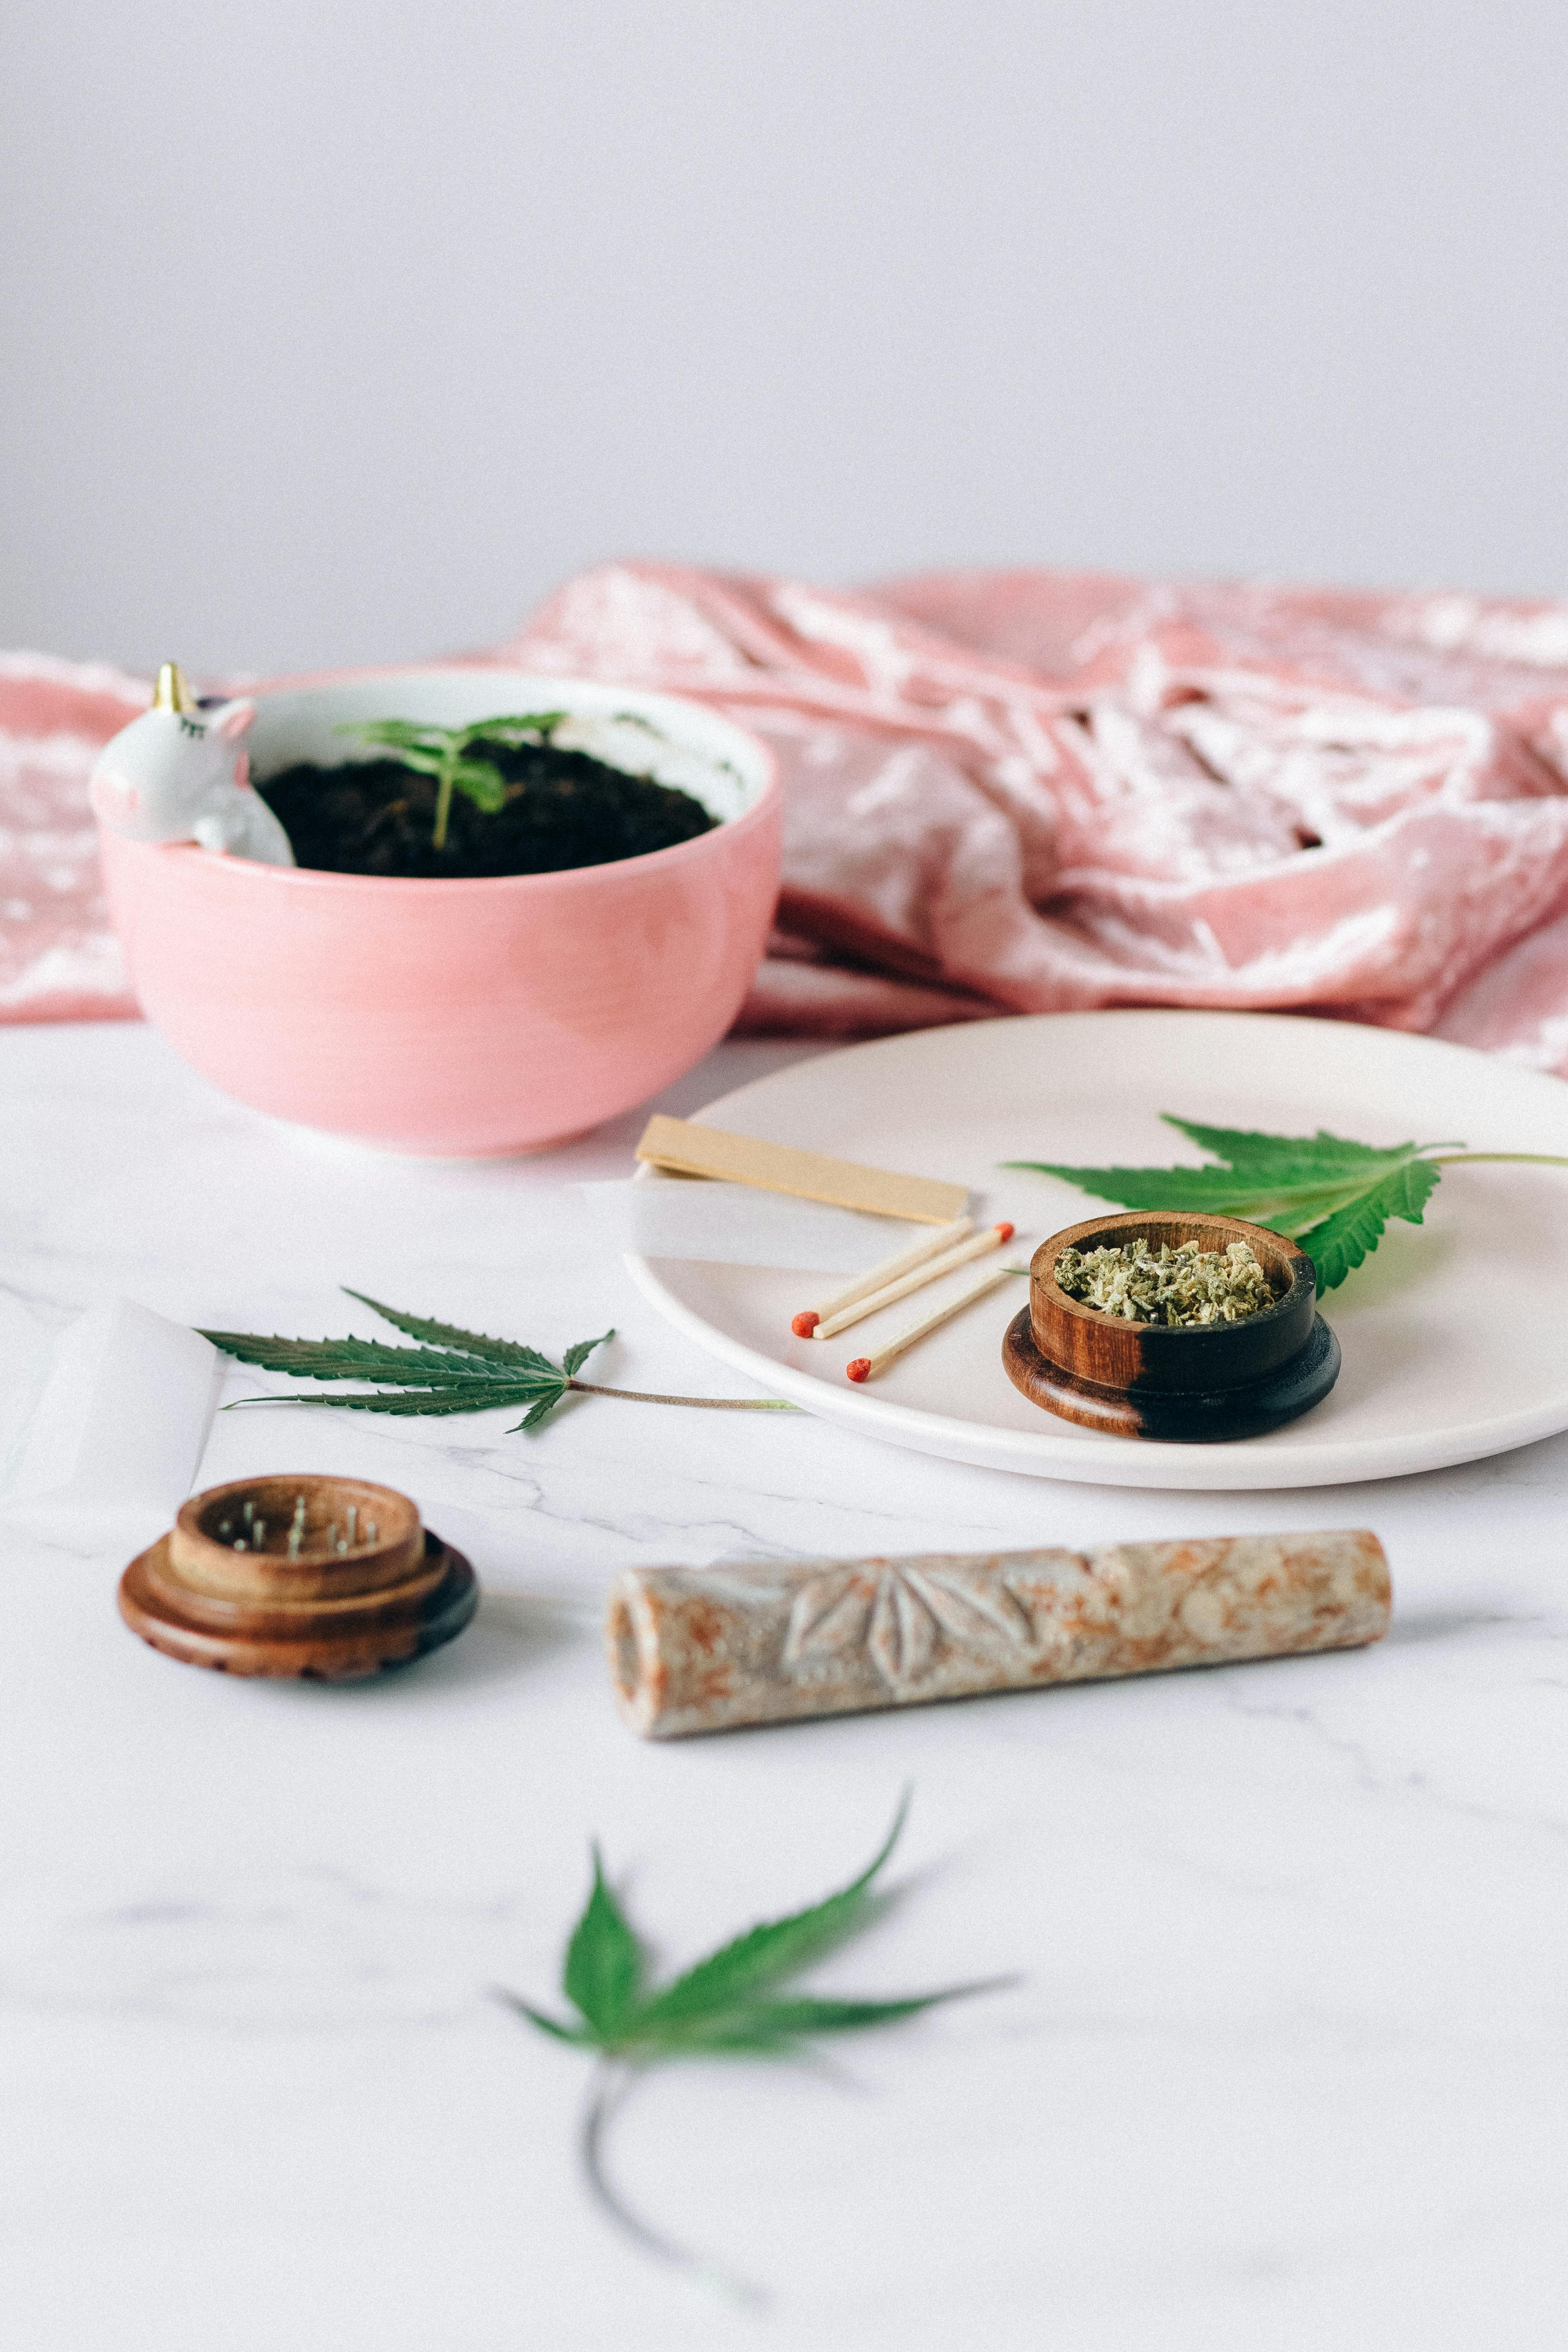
[200,1290,796,1431]
[337,711,565,850]
[1005,1118,1568,1292]
[511,1793,929,2057]
[563,1848,644,2039]
[497,1795,989,2304]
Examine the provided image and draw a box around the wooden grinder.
[119,1474,477,1679]
[1002,1212,1341,1442]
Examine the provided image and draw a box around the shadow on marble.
[1380,1605,1519,1647]
[218,1590,595,1703]
[407,1591,592,1692]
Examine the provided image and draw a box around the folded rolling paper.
[572,1179,956,1270]
[0,1300,223,1551]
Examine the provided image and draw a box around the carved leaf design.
[782,1570,873,1666]
[782,1559,1036,1694]
[868,1573,939,1689]
[903,1566,1034,1647]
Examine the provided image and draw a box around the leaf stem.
[567,1381,798,1410]
[433,743,457,852]
[1427,1152,1568,1168]
[579,2063,768,2312]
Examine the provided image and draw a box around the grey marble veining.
[1,1023,1566,2352]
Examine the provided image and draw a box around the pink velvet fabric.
[10,564,1568,1074]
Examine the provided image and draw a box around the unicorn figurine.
[90,661,295,866]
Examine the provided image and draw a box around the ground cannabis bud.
[1054,1236,1277,1326]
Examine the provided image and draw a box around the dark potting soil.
[256,738,717,879]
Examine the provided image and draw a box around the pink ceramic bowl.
[99,669,781,1155]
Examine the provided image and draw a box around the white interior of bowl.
[241,669,769,826]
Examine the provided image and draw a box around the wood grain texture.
[1004,1212,1340,1441]
[118,1474,477,1680]
[634,1114,968,1223]
[1002,1307,1341,1441]
[172,1474,425,1597]
[607,1533,1391,1738]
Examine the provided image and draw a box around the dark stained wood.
[118,1473,477,1679]
[1003,1307,1340,1442]
[1003,1212,1340,1442]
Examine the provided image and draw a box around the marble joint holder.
[606,1532,1391,1738]
[118,1473,477,1680]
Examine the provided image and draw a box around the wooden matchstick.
[813,1224,1015,1340]
[790,1217,974,1337]
[845,1260,1017,1382]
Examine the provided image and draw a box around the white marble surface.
[2,1022,1566,2352]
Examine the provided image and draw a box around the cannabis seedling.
[1007,1116,1568,1293]
[200,1291,795,1429]
[337,711,565,851]
[497,1794,987,2306]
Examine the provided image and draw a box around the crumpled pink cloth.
[10,564,1568,1074]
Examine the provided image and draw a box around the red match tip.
[995,1222,1015,1241]
[846,1358,871,1383]
[792,1311,819,1337]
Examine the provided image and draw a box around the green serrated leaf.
[561,1329,614,1378]
[1002,1157,1284,1213]
[563,1849,645,2038]
[499,1789,994,2305]
[503,1792,986,2088]
[1158,1116,1416,1169]
[198,1331,533,1387]
[341,1291,563,1377]
[492,1991,593,2045]
[333,714,543,829]
[337,718,447,753]
[1005,1115,1454,1284]
[512,1388,569,1431]
[448,758,508,814]
[1295,1156,1443,1292]
[631,1792,909,2034]
[234,1385,556,1417]
[202,1301,777,1437]
[642,1990,964,2053]
[462,711,566,745]
[1006,1136,1430,1224]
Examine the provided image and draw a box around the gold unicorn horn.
[152,660,194,715]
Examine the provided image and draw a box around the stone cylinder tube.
[606,1531,1391,1739]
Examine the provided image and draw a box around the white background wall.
[5,0,1568,675]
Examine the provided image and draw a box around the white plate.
[627,1011,1568,1489]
